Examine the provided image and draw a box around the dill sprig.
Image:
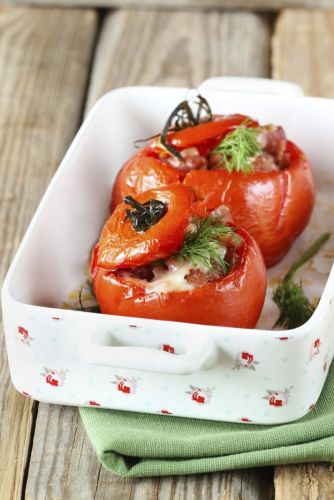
[211,125,261,174]
[273,233,331,329]
[64,279,100,313]
[177,217,239,274]
[78,284,100,313]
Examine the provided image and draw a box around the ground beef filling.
[167,147,208,172]
[184,261,225,286]
[252,124,290,171]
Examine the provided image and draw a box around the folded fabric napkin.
[80,362,334,477]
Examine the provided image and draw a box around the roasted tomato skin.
[96,184,194,270]
[168,114,258,155]
[93,226,267,328]
[185,141,314,267]
[111,152,183,211]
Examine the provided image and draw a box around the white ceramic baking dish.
[2,77,334,424]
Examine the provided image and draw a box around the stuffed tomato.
[93,184,266,328]
[111,96,314,267]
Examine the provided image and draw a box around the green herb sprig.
[211,125,261,174]
[63,279,100,313]
[78,283,100,313]
[273,233,331,329]
[177,217,239,274]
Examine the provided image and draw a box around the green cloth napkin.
[80,363,334,477]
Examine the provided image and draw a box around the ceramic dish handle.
[198,77,304,96]
[79,334,216,375]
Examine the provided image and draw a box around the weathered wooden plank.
[86,8,271,110]
[274,464,334,500]
[272,9,334,97]
[94,467,274,500]
[0,7,98,500]
[27,403,275,500]
[25,8,274,500]
[272,8,334,499]
[24,405,102,500]
[3,0,334,12]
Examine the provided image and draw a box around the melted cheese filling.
[146,260,195,293]
[140,246,227,294]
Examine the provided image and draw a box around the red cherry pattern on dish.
[17,326,34,346]
[40,368,67,387]
[309,338,321,362]
[112,375,139,395]
[263,387,292,407]
[233,351,259,370]
[161,344,175,354]
[186,385,214,404]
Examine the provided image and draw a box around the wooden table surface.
[1,3,334,499]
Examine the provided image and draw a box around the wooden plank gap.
[78,7,108,122]
[20,401,39,500]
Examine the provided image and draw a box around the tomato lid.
[97,184,194,269]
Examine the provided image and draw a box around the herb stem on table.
[272,233,331,330]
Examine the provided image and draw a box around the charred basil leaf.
[161,94,212,161]
[124,195,167,232]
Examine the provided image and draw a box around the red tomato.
[184,141,314,266]
[111,153,183,211]
[93,225,266,328]
[94,184,193,270]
